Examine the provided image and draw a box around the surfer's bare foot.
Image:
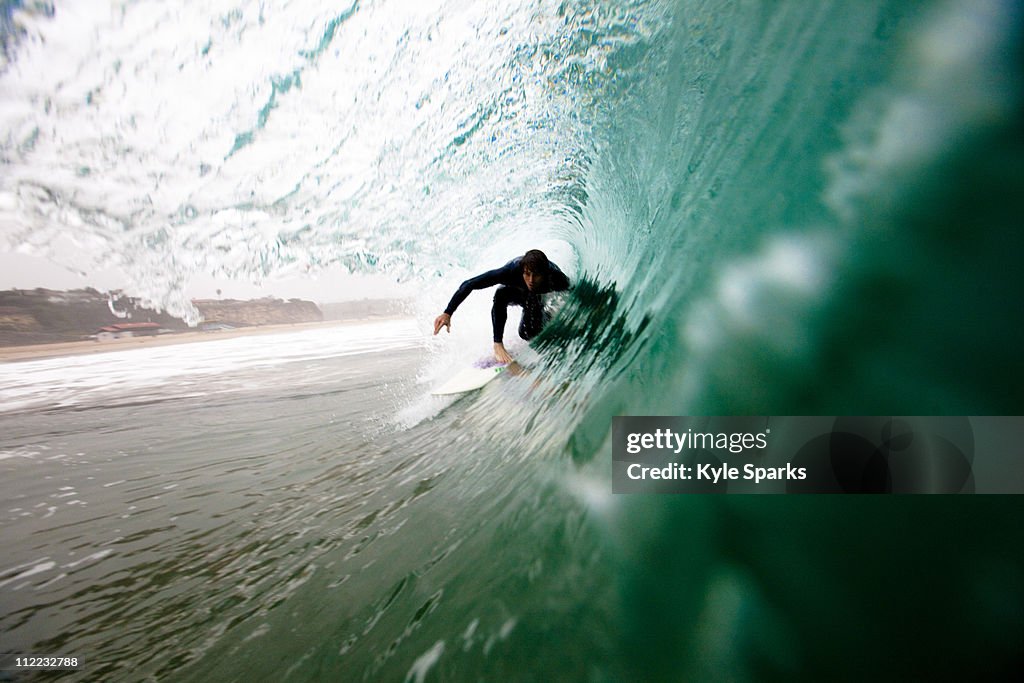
[493,343,513,364]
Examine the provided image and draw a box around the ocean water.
[2,0,1023,681]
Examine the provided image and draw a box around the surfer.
[433,249,570,363]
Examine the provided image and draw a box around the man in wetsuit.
[433,249,570,363]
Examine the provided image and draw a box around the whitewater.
[2,0,1022,680]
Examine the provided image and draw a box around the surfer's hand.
[493,343,513,364]
[433,313,451,335]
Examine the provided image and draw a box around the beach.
[0,317,410,363]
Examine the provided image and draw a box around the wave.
[1,1,1022,678]
[2,0,1018,413]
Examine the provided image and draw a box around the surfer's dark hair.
[521,249,550,274]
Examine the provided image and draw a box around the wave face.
[2,0,1023,680]
[3,0,1020,412]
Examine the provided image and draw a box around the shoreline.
[0,317,413,363]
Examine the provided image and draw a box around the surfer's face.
[523,269,543,291]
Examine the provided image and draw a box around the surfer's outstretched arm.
[433,265,508,336]
[443,267,507,316]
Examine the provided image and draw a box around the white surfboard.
[432,362,508,395]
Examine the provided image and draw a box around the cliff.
[0,289,324,347]
[320,298,407,320]
[192,297,323,327]
[0,288,189,346]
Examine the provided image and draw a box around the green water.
[1,0,1022,679]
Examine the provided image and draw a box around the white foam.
[0,560,56,589]
[0,319,423,414]
[62,549,113,570]
[405,640,445,683]
[0,448,39,461]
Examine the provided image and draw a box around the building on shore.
[94,322,163,341]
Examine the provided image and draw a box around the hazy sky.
[0,250,411,303]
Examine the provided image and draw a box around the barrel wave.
[1,0,1022,681]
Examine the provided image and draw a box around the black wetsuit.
[443,257,570,343]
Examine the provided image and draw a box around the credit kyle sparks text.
[625,462,806,483]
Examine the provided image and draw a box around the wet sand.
[0,317,411,363]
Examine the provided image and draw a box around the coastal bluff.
[0,289,324,347]
[191,297,323,328]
